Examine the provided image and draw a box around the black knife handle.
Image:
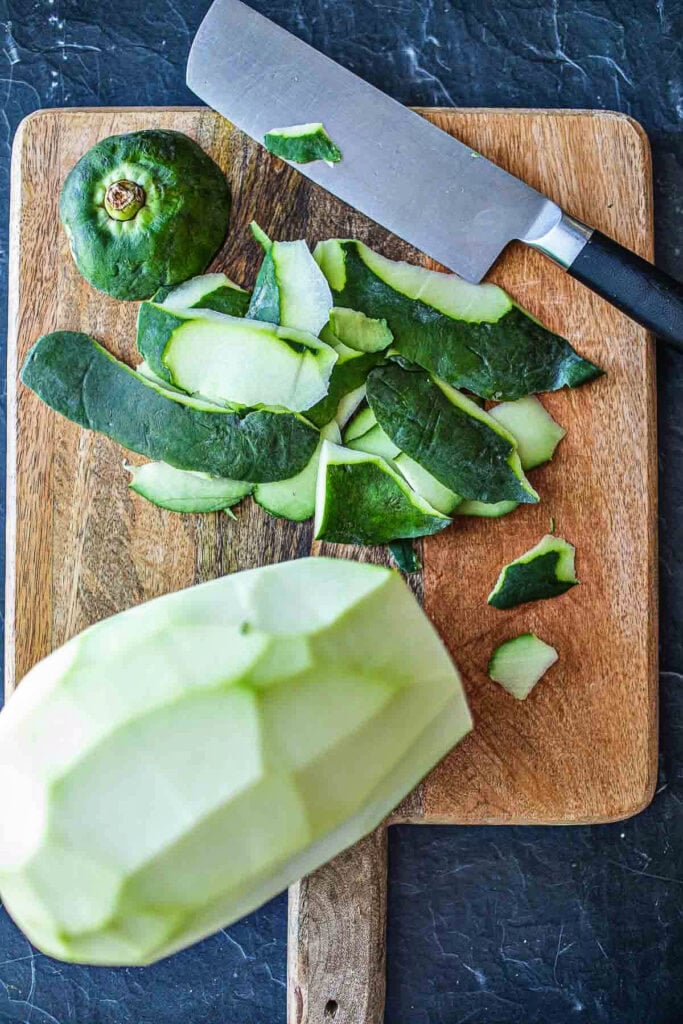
[568,230,683,349]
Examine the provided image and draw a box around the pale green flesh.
[268,121,324,138]
[455,499,519,518]
[163,311,337,412]
[314,239,511,322]
[250,224,333,337]
[135,361,242,413]
[346,423,401,461]
[334,385,366,429]
[126,462,252,514]
[159,273,248,313]
[136,360,191,395]
[488,633,558,699]
[343,405,377,443]
[314,239,346,291]
[0,558,471,965]
[254,421,341,521]
[250,221,271,249]
[358,242,512,321]
[489,396,566,470]
[394,453,462,516]
[329,307,393,353]
[275,240,332,336]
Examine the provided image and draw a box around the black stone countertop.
[0,1,681,1021]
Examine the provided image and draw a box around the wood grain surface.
[6,106,656,1024]
[288,825,387,1024]
[6,106,657,827]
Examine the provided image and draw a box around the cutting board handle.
[287,825,387,1024]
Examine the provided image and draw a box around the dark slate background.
[0,0,681,1021]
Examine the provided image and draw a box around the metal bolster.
[526,211,594,270]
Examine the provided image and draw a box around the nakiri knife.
[187,0,683,346]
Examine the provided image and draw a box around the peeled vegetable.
[0,558,471,965]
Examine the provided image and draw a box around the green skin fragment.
[315,449,449,546]
[136,304,185,384]
[455,499,519,518]
[127,462,252,514]
[306,350,382,428]
[264,124,342,165]
[60,130,231,301]
[366,361,538,504]
[254,421,341,522]
[21,332,319,482]
[329,308,393,353]
[326,242,603,400]
[488,537,578,610]
[153,281,251,318]
[388,540,422,574]
[246,222,333,337]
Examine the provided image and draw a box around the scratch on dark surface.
[219,928,255,961]
[606,860,683,885]
[595,939,608,960]
[1,21,19,65]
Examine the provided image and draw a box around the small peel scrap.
[264,123,342,165]
[489,633,559,700]
[488,534,578,610]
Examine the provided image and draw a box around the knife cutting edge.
[187,0,683,347]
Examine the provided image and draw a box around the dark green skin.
[60,130,231,301]
[488,551,578,609]
[264,128,342,165]
[388,540,422,574]
[332,243,603,401]
[136,304,184,383]
[306,351,382,428]
[153,283,251,317]
[367,361,537,503]
[21,332,319,482]
[317,462,448,545]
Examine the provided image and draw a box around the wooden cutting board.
[6,108,656,1021]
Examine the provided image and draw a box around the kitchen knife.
[187,0,683,347]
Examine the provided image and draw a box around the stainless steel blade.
[187,0,563,283]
